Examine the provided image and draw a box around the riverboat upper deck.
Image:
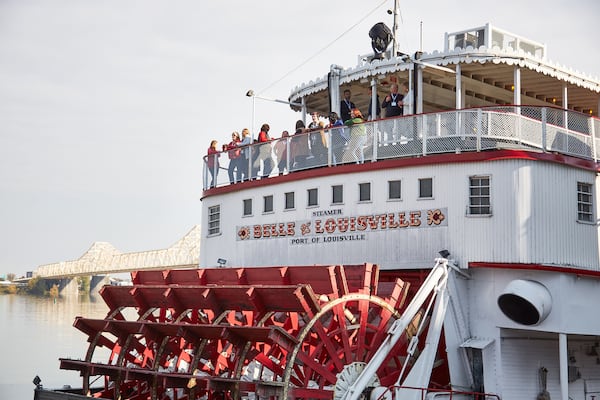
[202,23,600,192]
[202,105,600,191]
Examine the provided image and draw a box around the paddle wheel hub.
[60,264,448,399]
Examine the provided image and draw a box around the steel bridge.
[35,225,200,279]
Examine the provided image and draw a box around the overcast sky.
[1,0,598,276]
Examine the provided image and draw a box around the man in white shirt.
[400,81,413,115]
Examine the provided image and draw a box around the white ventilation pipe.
[497,279,552,325]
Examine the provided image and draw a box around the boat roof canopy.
[289,23,600,118]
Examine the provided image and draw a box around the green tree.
[48,284,59,298]
[78,276,90,293]
[26,277,47,296]
[0,284,17,294]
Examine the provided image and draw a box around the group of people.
[342,81,412,121]
[206,124,277,187]
[206,82,413,187]
[206,127,252,187]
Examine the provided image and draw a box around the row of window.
[207,179,593,236]
[243,178,434,216]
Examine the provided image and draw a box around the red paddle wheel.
[60,264,449,399]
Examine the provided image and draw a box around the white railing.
[202,106,599,190]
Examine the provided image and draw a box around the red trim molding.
[202,149,599,198]
[469,261,600,279]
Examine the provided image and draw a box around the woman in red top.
[206,140,220,188]
[224,131,241,184]
[253,124,273,179]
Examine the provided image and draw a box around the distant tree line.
[0,275,90,297]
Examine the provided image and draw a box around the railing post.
[541,107,547,152]
[326,129,333,166]
[371,121,378,162]
[457,110,462,139]
[203,157,208,190]
[286,137,291,172]
[247,146,253,180]
[476,108,482,152]
[422,115,427,156]
[590,116,597,162]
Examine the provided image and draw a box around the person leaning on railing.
[400,81,413,116]
[328,112,346,165]
[238,128,252,182]
[206,139,220,188]
[290,120,310,171]
[343,108,367,164]
[381,83,403,143]
[309,120,328,165]
[275,130,290,175]
[253,123,274,179]
[224,131,242,184]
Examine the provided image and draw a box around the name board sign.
[237,208,447,245]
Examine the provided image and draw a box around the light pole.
[247,90,257,138]
[245,89,304,137]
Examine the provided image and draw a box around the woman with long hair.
[224,131,241,184]
[343,108,367,164]
[253,123,273,179]
[206,139,220,187]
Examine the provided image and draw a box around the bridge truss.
[35,225,200,278]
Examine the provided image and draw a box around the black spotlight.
[369,22,392,55]
[33,375,42,389]
[438,250,451,259]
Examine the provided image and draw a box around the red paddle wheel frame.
[60,264,449,399]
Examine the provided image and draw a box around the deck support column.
[559,333,568,400]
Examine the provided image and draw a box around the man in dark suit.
[340,89,355,122]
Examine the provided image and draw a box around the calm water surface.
[0,294,109,400]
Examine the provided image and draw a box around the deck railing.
[203,106,599,190]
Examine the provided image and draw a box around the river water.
[0,294,109,400]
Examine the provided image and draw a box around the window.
[332,185,343,204]
[388,180,402,200]
[264,195,273,213]
[307,188,319,207]
[468,176,491,215]
[285,192,295,210]
[208,205,220,235]
[243,199,252,216]
[359,182,371,202]
[419,178,433,199]
[577,182,593,222]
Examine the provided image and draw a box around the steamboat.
[37,10,600,400]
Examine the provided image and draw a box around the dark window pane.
[285,192,295,209]
[389,180,401,199]
[243,199,252,216]
[332,185,343,204]
[308,188,318,206]
[264,195,273,213]
[359,182,371,201]
[419,178,433,198]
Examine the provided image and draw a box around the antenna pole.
[392,0,400,57]
[420,21,423,52]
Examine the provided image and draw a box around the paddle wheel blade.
[59,264,448,399]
